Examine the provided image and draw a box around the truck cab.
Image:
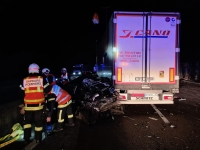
[70,64,92,80]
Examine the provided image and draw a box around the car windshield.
[73,70,81,72]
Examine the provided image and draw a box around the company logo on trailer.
[119,30,134,38]
[165,17,170,22]
[119,30,170,38]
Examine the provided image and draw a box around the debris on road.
[147,136,152,138]
[123,115,134,121]
[148,117,158,121]
[178,98,186,101]
[170,125,175,128]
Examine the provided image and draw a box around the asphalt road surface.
[1,80,200,150]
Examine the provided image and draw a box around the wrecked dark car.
[56,72,124,124]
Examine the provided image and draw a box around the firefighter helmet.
[42,68,50,74]
[28,63,40,74]
[61,68,67,73]
[61,68,67,71]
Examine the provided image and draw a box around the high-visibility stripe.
[44,83,49,88]
[117,67,122,82]
[68,114,74,118]
[25,90,43,93]
[58,110,64,123]
[48,98,56,101]
[24,98,44,103]
[57,100,72,108]
[24,105,44,111]
[35,127,43,131]
[37,86,40,91]
[58,95,69,104]
[24,124,32,129]
[25,77,30,93]
[169,68,174,82]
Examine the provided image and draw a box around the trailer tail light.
[118,94,127,100]
[169,68,174,82]
[117,67,122,82]
[164,96,173,100]
[162,93,173,100]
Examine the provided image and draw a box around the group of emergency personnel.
[19,63,75,144]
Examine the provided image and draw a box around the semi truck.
[97,11,181,104]
[70,64,93,80]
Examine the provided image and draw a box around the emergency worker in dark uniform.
[19,63,50,143]
[42,68,57,134]
[42,68,57,110]
[46,84,75,132]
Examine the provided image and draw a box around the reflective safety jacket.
[20,75,50,111]
[61,73,68,80]
[23,76,45,105]
[61,73,69,85]
[49,84,71,105]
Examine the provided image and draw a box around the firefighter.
[46,84,75,132]
[19,63,50,143]
[42,68,57,106]
[42,68,57,134]
[60,68,69,85]
[42,68,56,86]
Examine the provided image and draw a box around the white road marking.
[22,124,55,149]
[151,104,170,124]
[22,129,48,150]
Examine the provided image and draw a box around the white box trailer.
[97,11,180,104]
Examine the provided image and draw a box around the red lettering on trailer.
[119,30,170,38]
[119,30,134,38]
[131,94,145,97]
[135,30,170,36]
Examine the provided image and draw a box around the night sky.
[1,1,200,80]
